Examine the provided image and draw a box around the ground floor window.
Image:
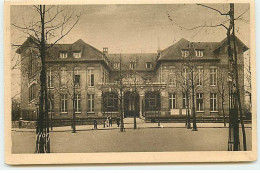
[169,93,176,109]
[74,94,81,113]
[210,93,217,111]
[87,94,94,112]
[48,93,54,112]
[196,93,204,111]
[182,92,190,109]
[145,91,160,111]
[61,94,67,113]
[29,83,36,102]
[103,92,118,112]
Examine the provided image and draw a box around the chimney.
[103,47,108,54]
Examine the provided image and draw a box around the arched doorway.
[124,91,140,118]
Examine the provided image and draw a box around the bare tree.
[12,5,81,153]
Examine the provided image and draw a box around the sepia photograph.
[4,0,256,164]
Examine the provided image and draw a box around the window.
[168,68,176,86]
[29,55,36,76]
[146,62,152,69]
[130,62,135,69]
[210,93,217,112]
[169,93,176,109]
[61,94,67,113]
[59,52,68,59]
[60,67,67,87]
[48,93,54,112]
[47,70,54,88]
[103,92,118,112]
[74,94,81,113]
[182,93,190,109]
[74,68,80,87]
[196,93,204,111]
[181,50,190,57]
[195,50,204,57]
[73,51,81,58]
[29,83,36,102]
[145,91,160,111]
[183,67,189,85]
[197,66,203,86]
[87,94,94,112]
[87,68,94,87]
[114,62,120,69]
[210,67,217,86]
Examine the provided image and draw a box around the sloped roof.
[107,53,157,71]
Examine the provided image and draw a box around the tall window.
[169,68,176,86]
[73,51,81,58]
[61,94,67,113]
[87,94,94,112]
[196,93,204,111]
[29,55,36,76]
[103,92,118,112]
[182,93,190,109]
[181,50,190,57]
[74,68,80,87]
[210,93,217,112]
[74,94,81,113]
[87,68,94,87]
[29,83,36,102]
[210,67,217,86]
[195,50,204,57]
[60,67,67,87]
[145,91,160,111]
[47,70,54,88]
[59,52,68,59]
[48,93,54,112]
[183,67,189,85]
[169,93,176,109]
[197,66,203,86]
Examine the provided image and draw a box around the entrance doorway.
[124,91,140,118]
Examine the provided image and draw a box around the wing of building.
[17,36,249,123]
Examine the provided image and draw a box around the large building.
[17,36,248,121]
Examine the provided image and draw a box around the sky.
[10,3,251,98]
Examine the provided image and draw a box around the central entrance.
[124,91,140,118]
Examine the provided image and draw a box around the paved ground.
[12,121,252,154]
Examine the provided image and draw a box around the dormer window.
[146,62,152,69]
[130,62,135,69]
[114,62,120,69]
[181,50,190,57]
[73,51,81,58]
[195,50,204,57]
[60,52,68,59]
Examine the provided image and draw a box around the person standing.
[116,117,120,127]
[109,116,112,127]
[105,117,109,127]
[94,119,97,130]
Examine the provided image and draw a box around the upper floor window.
[73,51,81,59]
[168,68,176,86]
[87,68,94,87]
[47,69,54,88]
[210,67,217,86]
[60,67,67,87]
[146,62,152,69]
[48,93,54,112]
[130,62,136,69]
[114,62,120,69]
[195,50,204,57]
[181,50,190,57]
[196,66,203,86]
[29,55,36,77]
[29,83,36,102]
[59,52,68,59]
[74,68,80,87]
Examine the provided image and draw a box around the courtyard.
[12,121,252,153]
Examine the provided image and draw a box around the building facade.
[17,36,248,120]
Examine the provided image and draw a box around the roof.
[158,36,249,61]
[107,53,158,71]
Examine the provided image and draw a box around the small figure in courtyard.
[93,119,98,130]
[105,117,109,127]
[116,117,120,127]
[109,116,112,127]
